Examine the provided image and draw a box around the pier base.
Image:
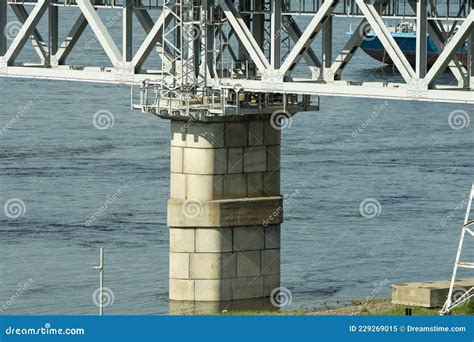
[168,115,282,302]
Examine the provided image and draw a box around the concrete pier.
[167,114,283,302]
[392,279,474,308]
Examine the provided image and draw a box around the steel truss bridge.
[0,0,473,118]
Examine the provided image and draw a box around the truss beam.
[279,0,337,77]
[220,0,270,72]
[4,0,49,65]
[76,0,122,66]
[0,0,472,106]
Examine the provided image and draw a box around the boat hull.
[358,32,468,67]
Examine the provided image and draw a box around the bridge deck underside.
[0,0,473,106]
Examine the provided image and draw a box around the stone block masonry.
[168,115,282,301]
[169,225,281,301]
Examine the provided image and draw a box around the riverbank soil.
[222,300,474,316]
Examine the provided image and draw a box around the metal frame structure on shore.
[0,0,473,117]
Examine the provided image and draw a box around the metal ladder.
[441,184,474,315]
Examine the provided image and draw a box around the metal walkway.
[0,0,473,118]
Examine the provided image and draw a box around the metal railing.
[236,0,472,19]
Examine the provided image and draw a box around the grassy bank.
[222,300,474,316]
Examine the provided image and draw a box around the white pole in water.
[93,248,104,315]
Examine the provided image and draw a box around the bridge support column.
[167,115,282,302]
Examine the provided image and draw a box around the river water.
[0,7,473,314]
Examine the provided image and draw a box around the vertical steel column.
[49,1,59,65]
[253,0,265,47]
[322,14,333,72]
[238,0,251,60]
[0,0,6,56]
[270,0,282,68]
[415,0,427,78]
[203,0,215,78]
[123,0,133,62]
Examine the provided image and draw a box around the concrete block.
[224,122,248,147]
[228,148,244,174]
[169,279,195,301]
[170,121,187,147]
[264,120,281,146]
[392,279,474,308]
[263,274,280,297]
[168,197,283,227]
[195,228,233,253]
[262,171,280,196]
[186,174,223,200]
[195,279,232,301]
[247,172,263,197]
[170,146,183,173]
[223,174,247,199]
[183,148,227,175]
[170,173,186,199]
[187,123,224,148]
[244,146,267,173]
[267,145,280,172]
[237,251,261,277]
[190,253,236,279]
[262,249,280,276]
[170,228,195,253]
[233,276,264,300]
[233,226,265,251]
[248,120,264,146]
[265,225,280,249]
[169,252,190,279]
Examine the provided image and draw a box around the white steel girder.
[76,0,122,66]
[328,0,389,81]
[425,11,474,86]
[278,0,338,78]
[3,0,49,65]
[219,0,270,72]
[355,0,416,82]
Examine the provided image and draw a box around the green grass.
[376,302,474,316]
[220,309,308,315]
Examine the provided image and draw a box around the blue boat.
[350,23,468,67]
